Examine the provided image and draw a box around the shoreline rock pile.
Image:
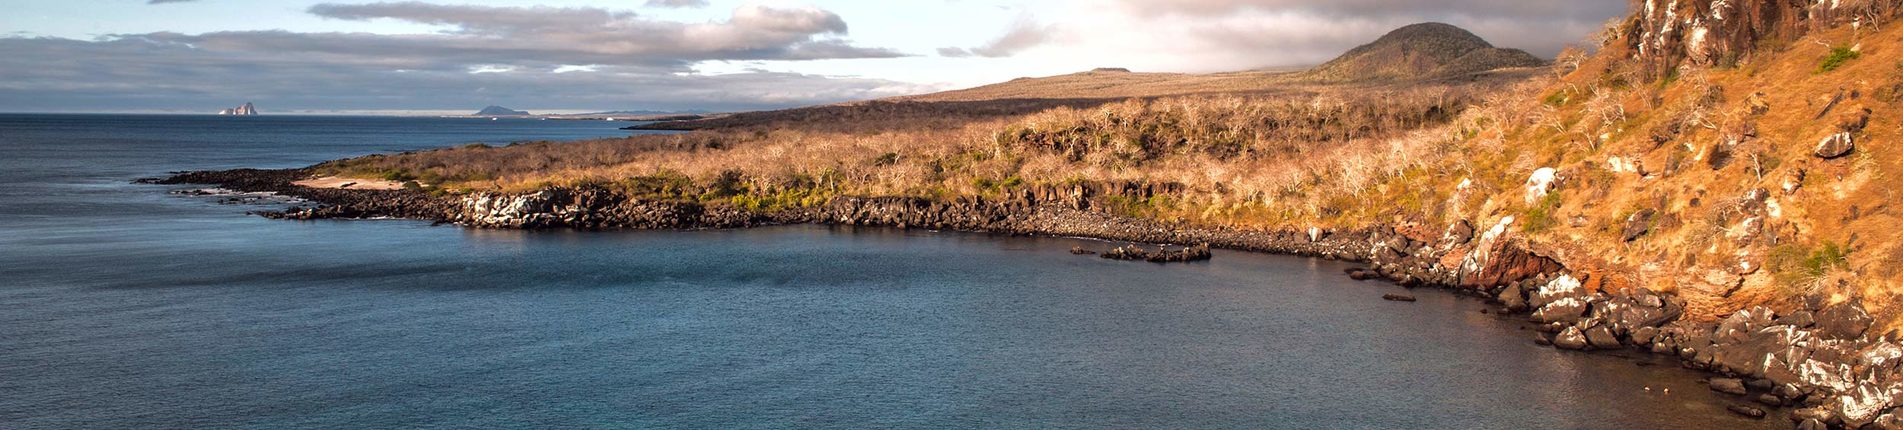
[1515,272,1899,428]
[1099,244,1212,263]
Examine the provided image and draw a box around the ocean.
[0,114,1778,429]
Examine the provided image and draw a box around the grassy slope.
[1474,21,1903,323]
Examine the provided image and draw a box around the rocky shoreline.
[153,168,1903,429]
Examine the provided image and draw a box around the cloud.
[1109,0,1626,54]
[1116,0,1622,18]
[645,0,710,8]
[0,35,933,112]
[288,2,897,67]
[0,3,926,112]
[952,17,1052,58]
[1001,0,1627,73]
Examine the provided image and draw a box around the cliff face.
[1623,0,1900,78]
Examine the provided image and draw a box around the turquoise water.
[0,115,1779,429]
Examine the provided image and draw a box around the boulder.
[1711,378,1749,395]
[1445,220,1475,245]
[1382,294,1418,302]
[1524,167,1558,204]
[1838,381,1898,427]
[1872,412,1903,430]
[1777,384,1806,402]
[1598,289,1682,335]
[1709,138,1737,170]
[1796,419,1827,430]
[1783,168,1808,195]
[1716,307,1777,343]
[1456,231,1564,288]
[1529,275,1584,309]
[1778,310,1817,328]
[1531,297,1589,324]
[1816,301,1874,340]
[1792,406,1835,424]
[1631,326,1660,345]
[1815,132,1855,159]
[1756,393,1784,406]
[1708,326,1794,377]
[1497,283,1528,312]
[1859,342,1903,370]
[1726,404,1766,419]
[1554,326,1590,350]
[1871,412,1903,430]
[1584,325,1622,349]
[1622,209,1657,242]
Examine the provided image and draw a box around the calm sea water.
[0,114,1780,429]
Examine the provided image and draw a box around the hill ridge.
[1301,22,1548,82]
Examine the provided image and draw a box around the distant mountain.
[1300,23,1548,82]
[475,106,531,116]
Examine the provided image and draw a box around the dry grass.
[320,84,1492,227]
[315,10,1903,326]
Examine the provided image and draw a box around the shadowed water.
[0,115,1782,429]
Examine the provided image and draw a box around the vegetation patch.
[1520,191,1564,234]
[1769,241,1852,293]
[1819,46,1861,73]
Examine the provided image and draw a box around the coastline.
[153,168,1903,429]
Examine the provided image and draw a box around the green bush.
[1819,47,1861,73]
[1520,191,1563,234]
[1768,241,1851,290]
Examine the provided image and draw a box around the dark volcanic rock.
[1459,240,1564,288]
[1554,326,1590,350]
[1710,378,1748,395]
[1726,404,1766,419]
[1497,282,1528,312]
[1778,310,1817,328]
[1622,209,1656,242]
[1101,244,1212,263]
[1814,132,1855,159]
[1446,219,1475,245]
[1584,325,1622,349]
[1382,294,1418,302]
[1816,300,1874,340]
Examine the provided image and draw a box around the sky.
[0,0,1628,114]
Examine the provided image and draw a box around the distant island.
[217,102,258,116]
[474,106,532,116]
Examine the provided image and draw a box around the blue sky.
[0,0,1626,113]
